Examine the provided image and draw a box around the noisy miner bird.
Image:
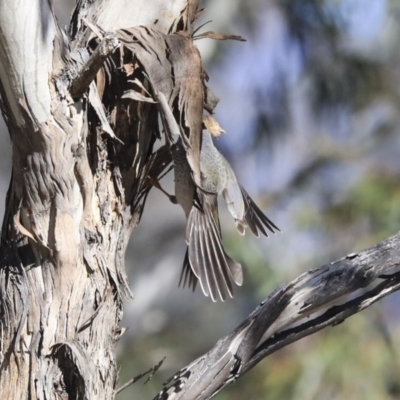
[155,92,279,301]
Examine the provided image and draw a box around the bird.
[173,129,279,301]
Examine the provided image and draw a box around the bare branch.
[246,273,400,375]
[154,232,400,400]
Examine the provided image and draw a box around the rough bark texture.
[0,0,199,398]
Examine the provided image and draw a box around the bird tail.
[178,249,198,292]
[183,194,243,301]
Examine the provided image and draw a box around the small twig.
[193,31,246,42]
[116,357,166,394]
[70,33,120,100]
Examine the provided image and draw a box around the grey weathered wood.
[154,232,400,400]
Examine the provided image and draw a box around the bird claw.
[147,175,177,204]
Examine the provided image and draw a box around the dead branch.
[154,231,400,400]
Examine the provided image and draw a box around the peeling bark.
[0,0,198,398]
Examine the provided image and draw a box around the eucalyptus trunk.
[0,1,196,398]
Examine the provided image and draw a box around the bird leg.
[147,176,178,204]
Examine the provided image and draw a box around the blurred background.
[2,0,400,398]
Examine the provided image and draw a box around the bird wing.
[222,181,246,235]
[240,185,280,237]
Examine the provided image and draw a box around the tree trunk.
[0,0,197,398]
